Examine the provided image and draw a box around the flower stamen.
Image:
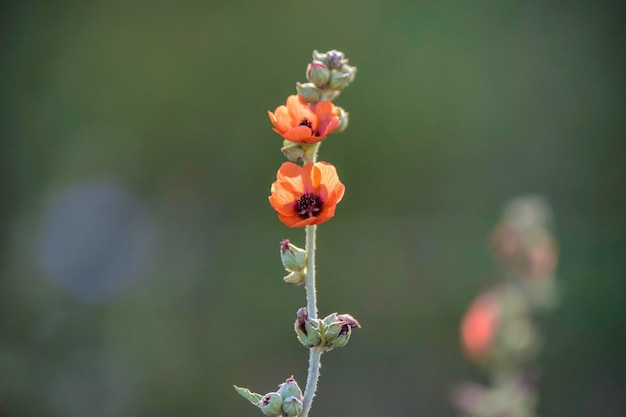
[299,118,313,129]
[296,193,323,219]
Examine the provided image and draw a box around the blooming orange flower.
[269,162,345,228]
[461,293,500,361]
[268,95,340,144]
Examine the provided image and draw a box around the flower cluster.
[268,49,355,228]
[455,196,560,417]
[236,50,359,417]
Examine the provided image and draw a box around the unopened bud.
[280,240,306,273]
[328,71,352,90]
[296,82,322,103]
[282,396,303,417]
[335,106,349,133]
[325,50,347,69]
[281,141,306,162]
[283,270,306,285]
[278,376,303,400]
[294,307,322,347]
[306,60,330,87]
[259,392,283,417]
[329,322,352,349]
[320,312,361,350]
[341,64,357,83]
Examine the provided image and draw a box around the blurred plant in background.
[454,196,559,417]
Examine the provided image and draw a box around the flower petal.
[279,213,318,228]
[269,184,297,216]
[268,106,291,134]
[284,126,314,143]
[276,162,306,192]
[286,95,316,125]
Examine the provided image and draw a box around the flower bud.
[278,376,303,400]
[325,50,347,69]
[328,322,352,349]
[306,60,330,87]
[282,396,303,417]
[320,312,361,349]
[294,307,322,347]
[334,106,349,133]
[281,141,306,162]
[259,392,283,417]
[283,270,306,285]
[328,71,352,90]
[341,64,357,83]
[280,239,306,273]
[296,82,322,103]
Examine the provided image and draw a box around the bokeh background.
[1,1,625,416]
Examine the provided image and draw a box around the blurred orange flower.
[269,162,345,228]
[268,95,340,144]
[461,293,500,361]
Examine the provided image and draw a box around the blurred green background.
[1,1,625,416]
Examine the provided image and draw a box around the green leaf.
[234,385,263,405]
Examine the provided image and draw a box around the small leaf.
[234,385,263,405]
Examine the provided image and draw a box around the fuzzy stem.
[304,224,318,319]
[301,141,322,416]
[301,347,323,417]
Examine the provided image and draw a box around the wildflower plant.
[234,50,359,417]
[454,196,560,417]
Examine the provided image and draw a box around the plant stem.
[301,347,323,417]
[302,141,322,417]
[304,224,318,319]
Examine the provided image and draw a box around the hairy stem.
[304,224,318,319]
[301,347,323,417]
[302,141,322,416]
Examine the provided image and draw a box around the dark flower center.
[296,193,323,219]
[299,118,313,129]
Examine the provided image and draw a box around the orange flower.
[461,293,500,361]
[269,162,345,228]
[268,95,340,144]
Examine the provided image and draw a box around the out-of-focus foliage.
[1,1,624,416]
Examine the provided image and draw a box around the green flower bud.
[320,312,361,350]
[329,323,352,349]
[341,64,357,83]
[282,396,303,417]
[283,270,306,285]
[280,239,306,273]
[294,307,322,348]
[324,321,345,340]
[306,60,330,87]
[258,392,283,417]
[335,106,349,133]
[296,82,322,103]
[328,71,352,90]
[281,141,306,162]
[278,376,303,400]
